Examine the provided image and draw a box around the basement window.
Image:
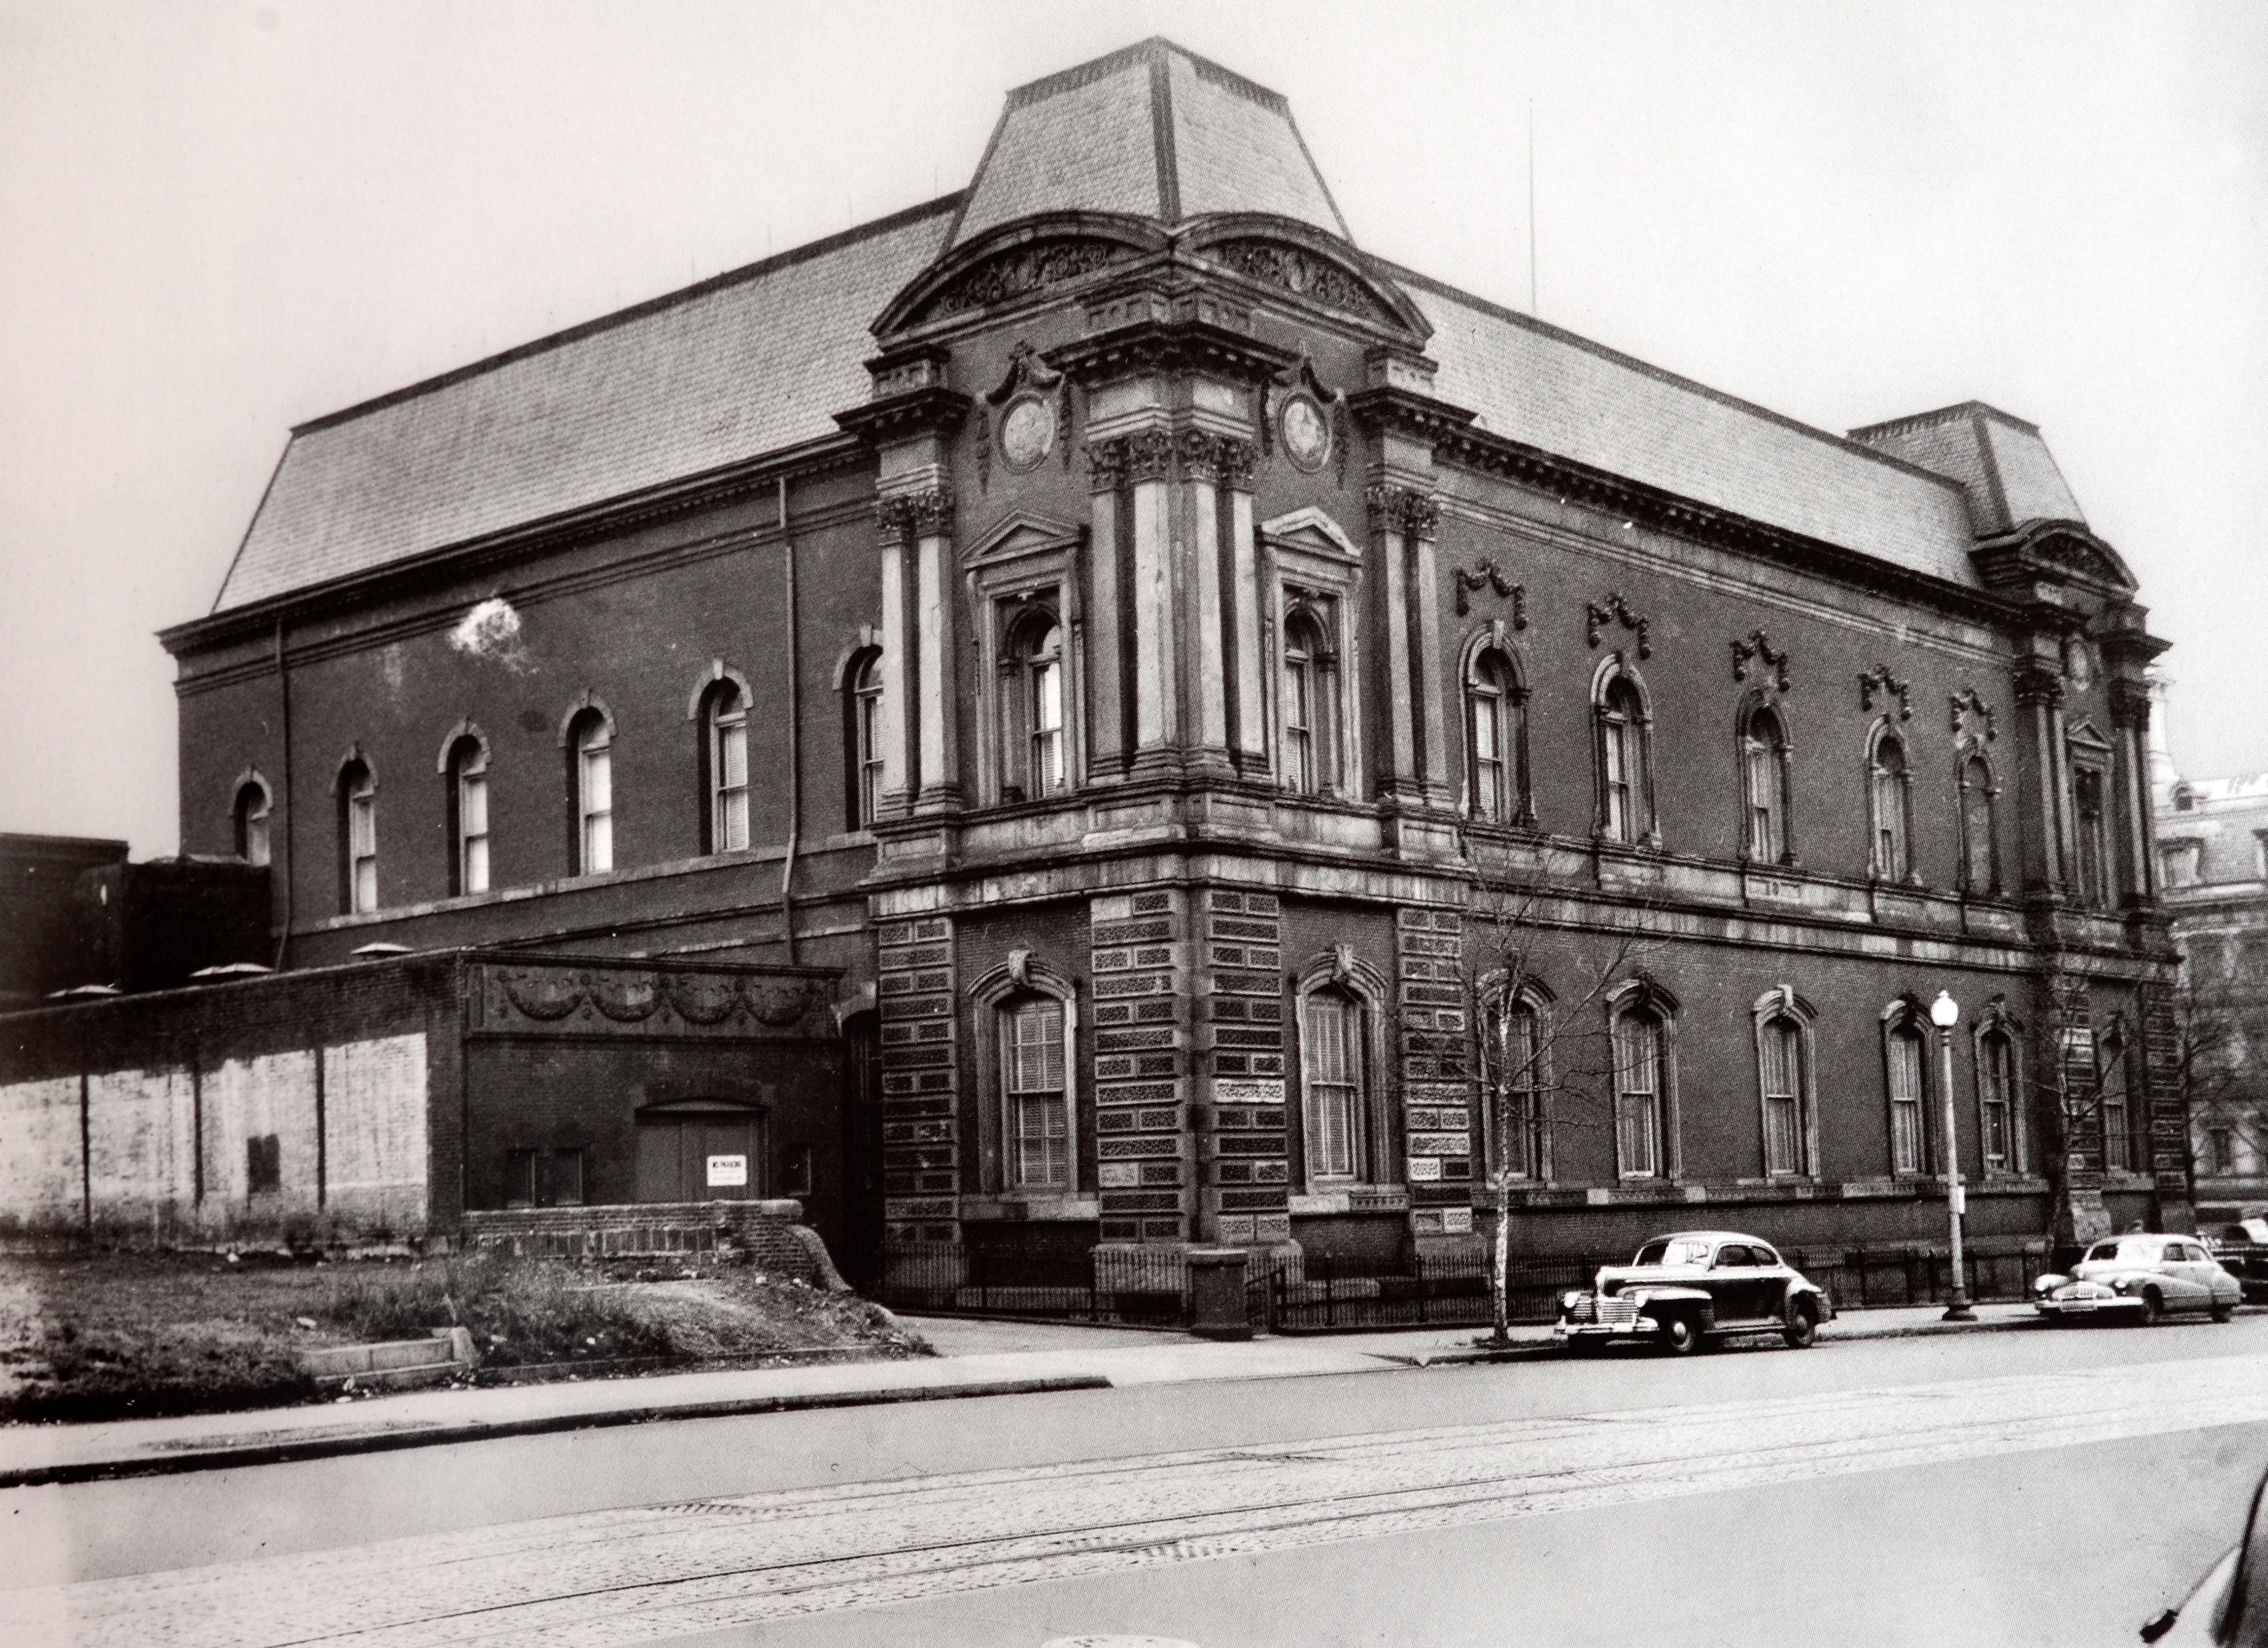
[246,1134,282,1195]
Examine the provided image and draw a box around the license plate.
[2061,1299,2096,1311]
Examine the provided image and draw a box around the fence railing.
[871,1240,2051,1333]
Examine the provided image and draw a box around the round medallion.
[2064,635,2097,691]
[998,393,1057,471]
[1279,391,1330,472]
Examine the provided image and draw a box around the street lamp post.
[1931,990,1976,1321]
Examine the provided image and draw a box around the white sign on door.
[705,1154,749,1188]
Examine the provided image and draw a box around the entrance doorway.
[634,1099,766,1203]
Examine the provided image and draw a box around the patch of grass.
[0,1248,927,1424]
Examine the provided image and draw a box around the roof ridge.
[1004,37,1289,116]
[291,193,962,438]
[1849,399,2042,440]
[1374,256,1968,497]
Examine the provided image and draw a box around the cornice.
[163,434,870,657]
[1432,420,2021,629]
[1045,314,1299,390]
[834,385,973,449]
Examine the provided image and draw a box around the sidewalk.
[0,1300,2038,1489]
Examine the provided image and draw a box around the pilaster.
[1089,888,1191,1242]
[1195,888,1290,1245]
[1084,440,1130,777]
[877,914,959,1242]
[1397,906,1476,1245]
[1221,443,1268,775]
[2138,977,2198,1233]
[1127,428,1180,770]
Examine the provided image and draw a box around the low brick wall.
[460,1200,848,1289]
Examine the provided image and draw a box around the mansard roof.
[197,40,2102,623]
[947,39,1349,249]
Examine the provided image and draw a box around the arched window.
[1977,1024,2019,1174]
[701,681,750,853]
[1000,610,1065,802]
[1300,985,1369,1181]
[338,759,377,914]
[1753,989,1816,1178]
[2099,1024,2137,1172]
[1958,753,1999,895]
[567,710,613,876]
[1480,987,1548,1180]
[1595,671,1653,844]
[1882,1006,1930,1176]
[233,779,271,867]
[1282,606,1341,796]
[849,648,884,829]
[1869,726,1914,882]
[1465,646,1526,824]
[1612,998,1673,1178]
[2074,766,2111,908]
[445,736,490,896]
[1742,704,1793,864]
[1000,993,1070,1190]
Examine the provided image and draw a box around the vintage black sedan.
[1554,1230,1835,1355]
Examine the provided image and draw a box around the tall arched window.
[233,779,272,867]
[849,648,884,829]
[1743,704,1793,864]
[1596,671,1652,844]
[1882,1007,1930,1176]
[1753,989,1816,1178]
[2074,766,2111,908]
[445,736,490,896]
[1869,726,1914,882]
[1977,1023,2019,1173]
[701,681,750,853]
[1300,986,1368,1181]
[1480,987,1548,1179]
[1612,1000,1671,1178]
[567,710,613,876]
[1958,753,1999,895]
[1281,606,1340,796]
[1000,993,1070,1190]
[1465,646,1525,824]
[2099,1024,2135,1172]
[338,759,377,914]
[999,610,1065,802]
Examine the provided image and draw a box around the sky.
[3,0,2264,856]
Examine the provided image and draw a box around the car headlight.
[1559,1291,1585,1313]
[2113,1277,2134,1293]
[2032,1275,2064,1297]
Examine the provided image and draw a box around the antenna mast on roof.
[1528,98,1539,317]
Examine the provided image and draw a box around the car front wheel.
[1656,1311,1702,1355]
[2137,1288,2163,1327]
[1782,1300,1819,1349]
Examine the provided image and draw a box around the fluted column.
[1365,484,1437,803]
[1127,427,1179,766]
[879,484,961,815]
[874,504,918,816]
[1220,440,1267,775]
[1084,439,1129,777]
[1180,430,1232,770]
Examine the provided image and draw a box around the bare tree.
[2169,943,2268,1203]
[1464,863,1668,1346]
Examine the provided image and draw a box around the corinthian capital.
[874,482,956,544]
[1085,437,1128,495]
[1216,437,1258,491]
[1365,482,1440,539]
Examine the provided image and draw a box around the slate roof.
[1848,401,2086,537]
[2160,774,2268,889]
[949,38,1347,248]
[212,198,957,612]
[1396,269,1986,588]
[207,39,2077,617]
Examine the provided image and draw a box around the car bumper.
[2036,1294,2148,1319]
[1554,1318,1663,1343]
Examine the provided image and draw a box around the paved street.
[7,1315,2267,1646]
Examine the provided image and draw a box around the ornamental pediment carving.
[961,509,1082,571]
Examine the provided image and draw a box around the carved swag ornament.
[1585,593,1651,658]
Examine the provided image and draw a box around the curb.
[0,1375,1111,1490]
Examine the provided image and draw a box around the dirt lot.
[0,1248,929,1424]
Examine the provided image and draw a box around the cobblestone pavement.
[12,1350,2264,1648]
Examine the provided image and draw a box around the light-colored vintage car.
[1554,1230,1836,1355]
[2032,1233,2242,1325]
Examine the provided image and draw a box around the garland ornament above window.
[1453,560,1526,622]
[1859,667,1913,719]
[1949,687,1998,741]
[1730,630,1792,692]
[1585,593,1650,658]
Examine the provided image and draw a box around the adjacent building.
[16,39,2190,1271]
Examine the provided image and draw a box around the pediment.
[1261,506,1362,564]
[963,508,1082,570]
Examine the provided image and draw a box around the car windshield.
[1635,1239,1713,1267]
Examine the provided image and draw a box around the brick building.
[141,40,2188,1276]
[2149,687,2268,1222]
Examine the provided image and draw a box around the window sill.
[961,1196,1100,1222]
